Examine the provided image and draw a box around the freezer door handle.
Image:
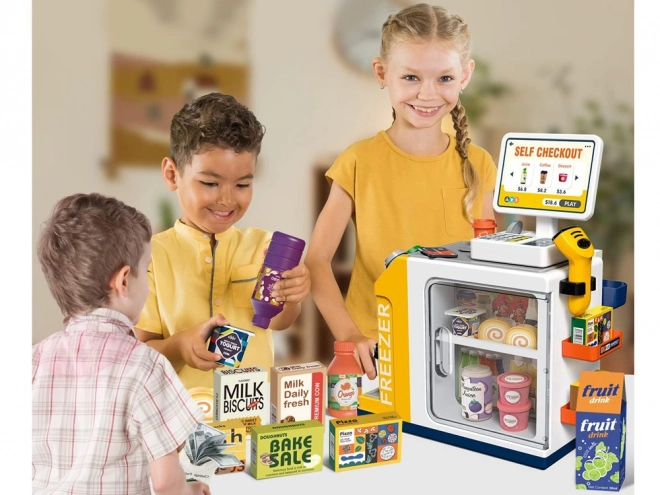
[434,326,453,377]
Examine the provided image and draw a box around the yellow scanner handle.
[552,226,594,316]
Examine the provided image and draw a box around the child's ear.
[162,157,179,191]
[372,57,386,87]
[109,265,131,297]
[460,59,476,91]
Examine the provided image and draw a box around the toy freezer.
[359,248,603,469]
[358,133,628,469]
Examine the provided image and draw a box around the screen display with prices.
[495,135,602,220]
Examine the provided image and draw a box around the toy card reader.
[470,132,603,268]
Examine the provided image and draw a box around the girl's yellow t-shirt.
[326,131,497,341]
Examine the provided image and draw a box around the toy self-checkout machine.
[358,133,628,469]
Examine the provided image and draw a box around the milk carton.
[575,371,627,491]
[270,361,327,424]
[213,366,269,434]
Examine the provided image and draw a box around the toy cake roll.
[478,317,513,343]
[504,324,537,350]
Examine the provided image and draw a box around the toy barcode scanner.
[552,226,595,316]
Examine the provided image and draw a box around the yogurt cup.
[208,325,255,368]
[497,399,532,432]
[445,306,486,338]
[497,372,532,406]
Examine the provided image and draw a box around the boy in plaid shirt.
[33,193,212,495]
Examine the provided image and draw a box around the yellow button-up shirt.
[137,220,273,421]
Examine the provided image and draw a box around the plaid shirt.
[32,308,204,494]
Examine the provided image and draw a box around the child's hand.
[179,314,228,371]
[184,481,211,495]
[347,334,377,380]
[271,263,310,305]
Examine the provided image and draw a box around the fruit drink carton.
[329,411,402,472]
[270,361,326,424]
[250,420,324,479]
[575,371,627,491]
[180,419,247,480]
[213,366,269,435]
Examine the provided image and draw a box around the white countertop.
[206,375,634,494]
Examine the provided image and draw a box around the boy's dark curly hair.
[169,92,266,173]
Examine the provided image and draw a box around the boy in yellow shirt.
[136,93,310,420]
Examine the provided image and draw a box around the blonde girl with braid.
[306,4,496,378]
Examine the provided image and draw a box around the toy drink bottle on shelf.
[456,349,469,402]
[483,353,502,409]
[494,353,505,375]
[510,356,527,373]
[327,341,362,418]
[527,359,538,421]
[478,351,487,365]
[251,231,306,329]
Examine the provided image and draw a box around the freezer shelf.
[452,335,538,360]
[427,390,542,447]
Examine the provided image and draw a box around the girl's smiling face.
[376,40,474,131]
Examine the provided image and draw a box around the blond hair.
[381,3,480,221]
[37,193,152,320]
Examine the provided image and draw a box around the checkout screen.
[496,137,597,214]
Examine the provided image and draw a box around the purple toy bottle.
[251,231,306,328]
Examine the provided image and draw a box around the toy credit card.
[419,246,458,259]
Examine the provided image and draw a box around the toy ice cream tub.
[497,372,532,406]
[497,399,532,432]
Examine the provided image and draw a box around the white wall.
[32,0,633,344]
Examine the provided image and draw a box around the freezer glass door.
[426,280,550,450]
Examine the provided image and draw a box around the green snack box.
[571,306,613,346]
[250,420,324,479]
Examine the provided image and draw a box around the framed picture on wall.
[107,0,250,177]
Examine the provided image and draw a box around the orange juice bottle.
[327,341,362,417]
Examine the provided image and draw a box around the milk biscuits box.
[180,420,247,481]
[250,420,324,479]
[270,361,326,425]
[213,366,269,434]
[571,306,613,346]
[329,411,403,472]
[575,371,627,491]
